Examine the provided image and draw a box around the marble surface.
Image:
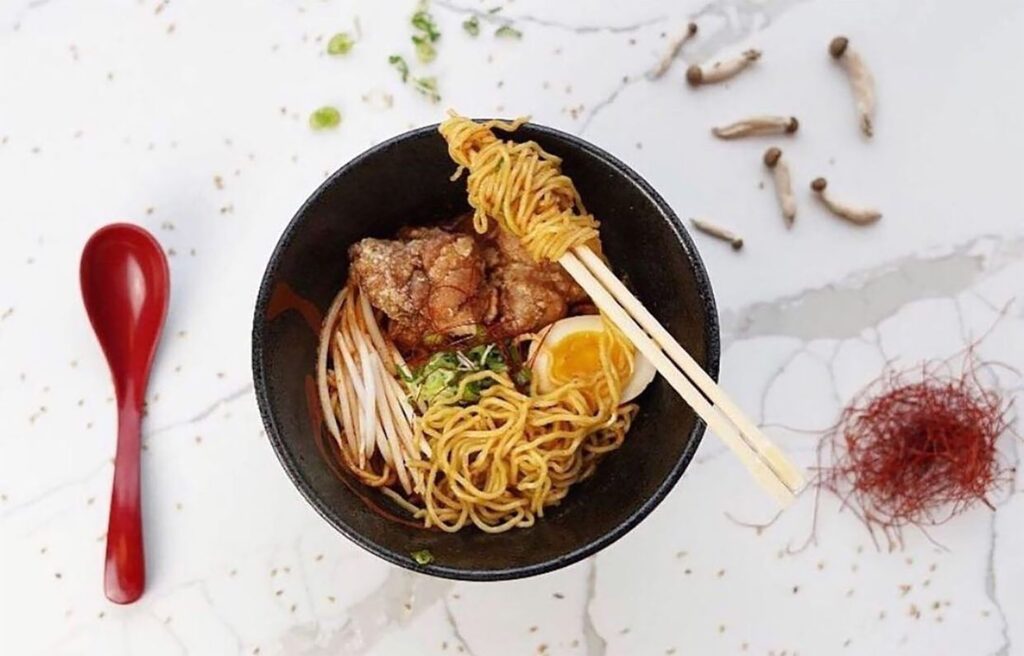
[2,0,1023,654]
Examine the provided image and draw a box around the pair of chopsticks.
[559,246,805,505]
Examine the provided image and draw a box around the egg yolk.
[548,331,631,384]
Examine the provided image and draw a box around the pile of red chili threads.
[819,358,1012,549]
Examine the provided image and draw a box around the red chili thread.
[818,355,1013,549]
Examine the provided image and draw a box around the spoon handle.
[104,388,145,604]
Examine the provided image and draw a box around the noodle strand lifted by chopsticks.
[439,112,601,262]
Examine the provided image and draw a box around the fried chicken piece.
[484,229,588,337]
[351,222,593,350]
[349,228,494,348]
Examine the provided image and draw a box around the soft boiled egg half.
[529,315,657,403]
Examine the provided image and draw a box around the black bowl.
[252,121,719,580]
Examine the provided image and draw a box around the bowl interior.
[253,123,719,580]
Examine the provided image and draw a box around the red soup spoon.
[80,223,169,604]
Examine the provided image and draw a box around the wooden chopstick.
[573,246,805,494]
[559,248,804,505]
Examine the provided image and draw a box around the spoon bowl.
[80,223,169,604]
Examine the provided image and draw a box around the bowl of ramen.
[252,115,719,580]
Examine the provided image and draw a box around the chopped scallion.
[308,106,341,130]
[410,549,434,565]
[495,24,522,39]
[326,32,354,55]
[389,54,410,82]
[412,76,441,102]
[411,7,441,62]
[412,34,437,63]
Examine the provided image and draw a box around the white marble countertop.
[3,0,1023,654]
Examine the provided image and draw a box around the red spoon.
[80,223,169,604]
